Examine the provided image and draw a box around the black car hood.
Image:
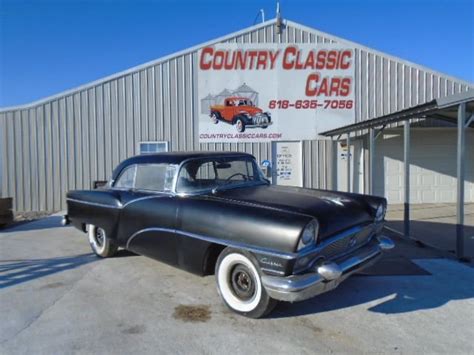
[211,185,376,240]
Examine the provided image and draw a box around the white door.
[373,128,474,204]
[336,139,364,193]
[352,139,364,194]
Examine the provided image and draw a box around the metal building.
[0,18,473,212]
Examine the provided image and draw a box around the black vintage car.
[64,151,394,318]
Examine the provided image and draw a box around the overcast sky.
[1,0,473,107]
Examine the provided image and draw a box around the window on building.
[139,141,168,155]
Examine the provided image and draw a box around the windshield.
[176,157,267,194]
[238,99,252,106]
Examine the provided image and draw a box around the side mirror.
[260,165,272,179]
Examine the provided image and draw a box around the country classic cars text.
[199,45,353,97]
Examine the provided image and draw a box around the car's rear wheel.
[88,224,118,258]
[235,118,246,133]
[215,247,277,318]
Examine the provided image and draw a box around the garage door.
[373,128,474,204]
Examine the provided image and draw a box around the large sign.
[198,43,355,143]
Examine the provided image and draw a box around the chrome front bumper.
[261,236,394,302]
[246,122,273,129]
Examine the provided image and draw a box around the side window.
[216,160,255,181]
[134,164,176,192]
[114,166,136,189]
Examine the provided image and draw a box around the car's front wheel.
[87,224,118,258]
[215,248,277,318]
[235,118,246,133]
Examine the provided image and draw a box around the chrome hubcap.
[230,265,255,301]
[95,228,105,247]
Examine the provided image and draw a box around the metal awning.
[321,90,474,260]
[321,90,474,137]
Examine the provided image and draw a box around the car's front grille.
[320,226,373,259]
[253,114,269,125]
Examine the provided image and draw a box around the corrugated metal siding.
[0,20,472,211]
[0,114,3,197]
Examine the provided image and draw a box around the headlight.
[375,203,386,222]
[297,220,319,251]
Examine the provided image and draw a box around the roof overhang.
[321,90,474,137]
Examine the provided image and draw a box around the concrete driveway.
[1,217,473,354]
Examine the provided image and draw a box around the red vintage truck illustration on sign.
[210,97,272,132]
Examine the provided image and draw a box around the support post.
[403,120,410,238]
[331,139,338,190]
[456,103,466,259]
[369,128,375,195]
[346,134,351,193]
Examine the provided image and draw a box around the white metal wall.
[0,19,472,211]
[0,120,3,197]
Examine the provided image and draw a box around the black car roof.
[112,151,255,179]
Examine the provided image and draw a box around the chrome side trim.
[67,195,168,210]
[260,267,286,276]
[121,194,169,208]
[66,198,122,209]
[125,227,296,259]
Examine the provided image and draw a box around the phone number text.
[268,99,353,110]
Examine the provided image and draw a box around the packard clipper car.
[64,152,394,318]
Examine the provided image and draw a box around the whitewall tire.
[215,248,277,318]
[235,118,246,133]
[88,224,118,258]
